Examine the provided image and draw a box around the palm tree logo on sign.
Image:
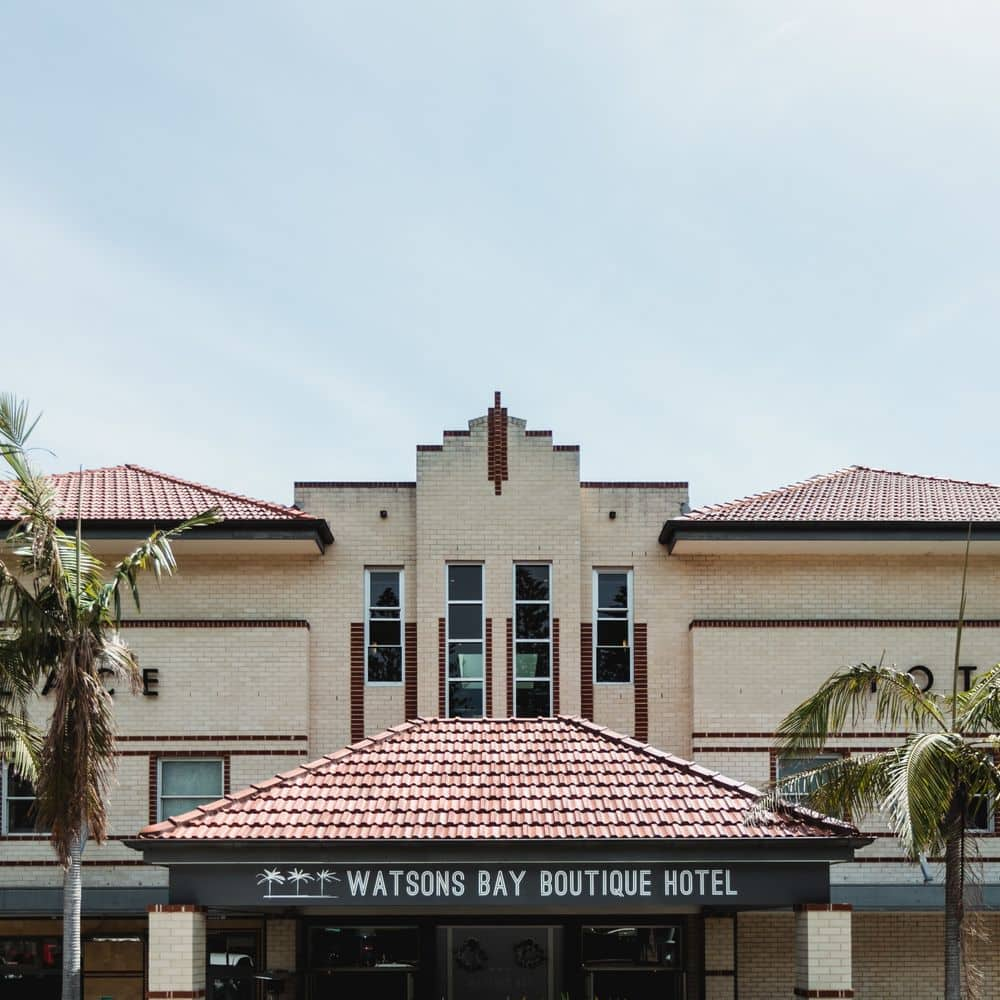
[256,867,341,899]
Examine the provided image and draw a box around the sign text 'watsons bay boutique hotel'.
[4,393,1000,999]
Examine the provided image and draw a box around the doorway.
[438,926,559,1000]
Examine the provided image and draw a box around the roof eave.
[661,519,1000,553]
[0,517,334,552]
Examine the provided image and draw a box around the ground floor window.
[208,930,259,1000]
[307,925,420,1000]
[0,936,61,1000]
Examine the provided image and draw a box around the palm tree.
[0,395,221,1000]
[764,545,1000,1000]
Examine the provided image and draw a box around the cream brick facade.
[3,398,997,998]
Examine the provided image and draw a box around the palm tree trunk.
[944,830,964,1000]
[62,827,86,1000]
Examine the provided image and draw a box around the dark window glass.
[776,756,840,803]
[448,603,482,640]
[208,931,257,1000]
[597,573,628,609]
[515,565,550,601]
[448,565,482,601]
[8,770,34,798]
[448,644,483,679]
[596,618,628,648]
[8,799,37,833]
[515,644,550,679]
[369,572,400,608]
[368,647,402,683]
[515,681,551,718]
[448,681,483,718]
[966,795,992,832]
[516,604,550,639]
[582,926,681,969]
[307,925,420,969]
[369,619,401,646]
[0,937,62,1000]
[596,647,630,683]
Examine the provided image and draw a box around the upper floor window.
[158,758,224,822]
[366,569,404,684]
[594,570,632,683]
[775,755,842,805]
[2,765,40,835]
[514,564,552,717]
[447,564,484,718]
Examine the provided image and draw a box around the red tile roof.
[0,464,314,524]
[138,716,854,842]
[679,465,1000,523]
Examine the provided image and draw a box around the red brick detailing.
[634,622,648,741]
[147,903,205,913]
[294,481,416,488]
[438,617,447,716]
[122,619,309,629]
[704,971,735,977]
[486,390,509,495]
[443,430,471,437]
[553,445,579,452]
[525,429,552,437]
[485,618,493,718]
[417,444,443,452]
[506,618,514,717]
[405,622,418,719]
[582,481,688,489]
[148,751,231,825]
[552,618,560,715]
[118,734,307,742]
[350,623,365,742]
[580,623,593,719]
[148,992,206,999]
[793,991,854,998]
[690,618,1000,630]
[694,730,925,739]
[794,903,853,912]
[0,859,148,866]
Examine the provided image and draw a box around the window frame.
[2,763,40,836]
[157,757,225,823]
[445,562,485,719]
[364,567,405,687]
[966,793,995,834]
[512,562,553,717]
[774,753,844,806]
[592,568,634,685]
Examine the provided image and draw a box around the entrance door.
[439,926,559,1000]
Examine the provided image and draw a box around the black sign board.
[170,861,829,911]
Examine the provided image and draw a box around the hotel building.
[3,393,1000,999]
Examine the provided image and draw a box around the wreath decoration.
[513,937,546,970]
[454,937,489,972]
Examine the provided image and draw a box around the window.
[0,935,62,1000]
[966,794,994,833]
[447,564,484,718]
[3,765,40,835]
[158,759,224,821]
[514,563,552,717]
[775,755,842,805]
[593,570,632,683]
[366,569,403,684]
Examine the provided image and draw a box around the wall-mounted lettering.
[142,668,159,697]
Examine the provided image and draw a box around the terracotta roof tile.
[137,716,854,843]
[0,464,314,524]
[679,465,1000,523]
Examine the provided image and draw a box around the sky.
[2,1,1000,511]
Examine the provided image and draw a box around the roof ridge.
[124,464,310,520]
[851,465,1000,490]
[681,467,858,520]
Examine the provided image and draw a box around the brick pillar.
[704,914,736,1000]
[794,903,853,998]
[265,918,298,1000]
[147,903,206,1000]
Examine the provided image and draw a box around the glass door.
[438,926,559,1000]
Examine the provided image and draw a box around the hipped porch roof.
[137,717,855,843]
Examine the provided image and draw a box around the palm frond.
[777,662,946,754]
[105,508,223,620]
[883,733,966,856]
[751,752,893,826]
[955,663,1000,735]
